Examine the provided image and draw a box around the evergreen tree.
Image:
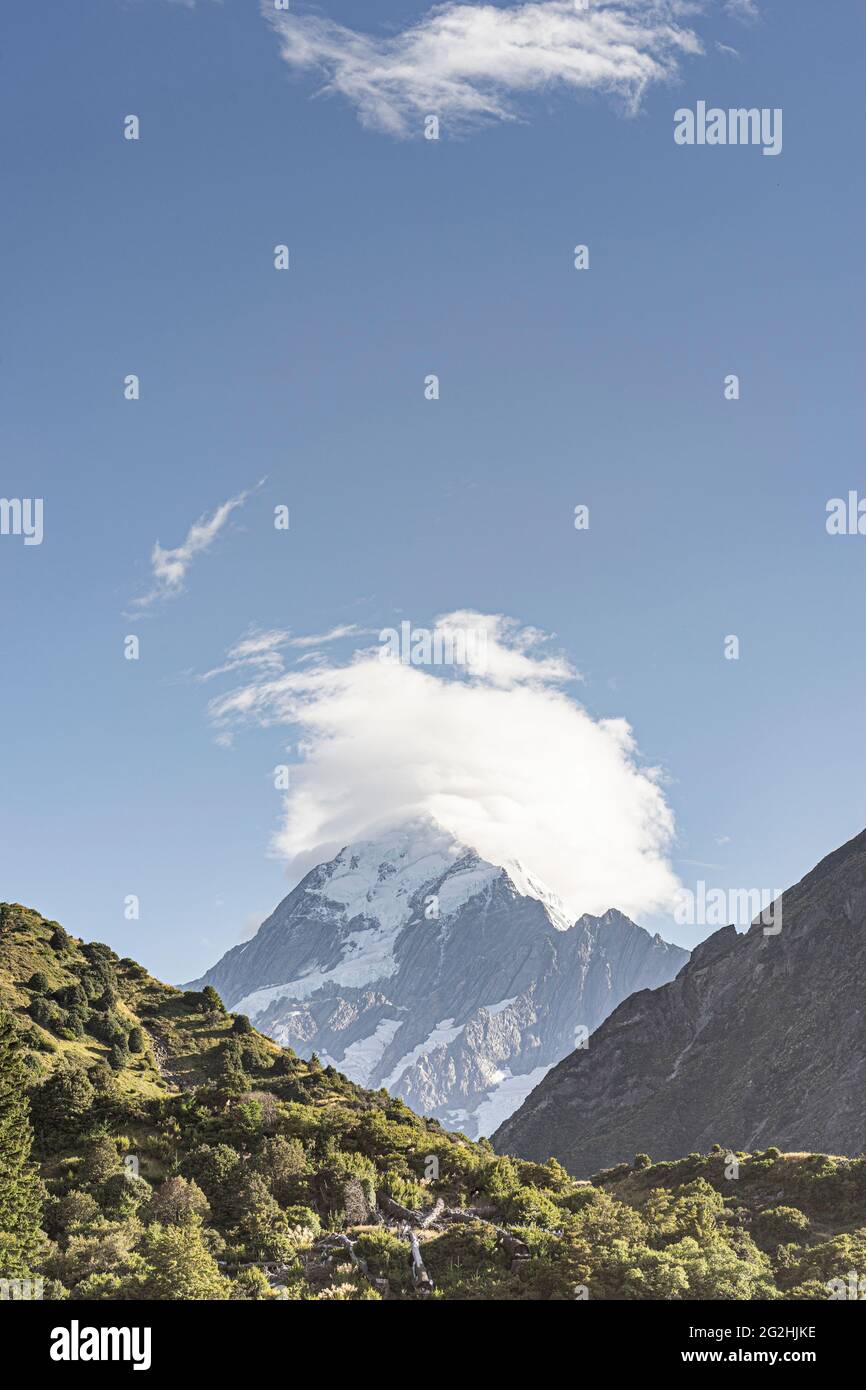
[55,983,87,1010]
[30,1058,95,1144]
[147,1176,210,1227]
[88,1061,116,1094]
[138,1217,230,1299]
[201,985,225,1015]
[219,1037,247,1080]
[79,1136,122,1187]
[0,1011,44,1276]
[49,924,70,953]
[253,1135,308,1204]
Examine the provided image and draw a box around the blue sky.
[1,0,863,981]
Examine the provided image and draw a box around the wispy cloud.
[263,0,723,138]
[205,610,680,920]
[198,622,363,680]
[199,628,293,681]
[288,624,365,649]
[130,482,262,610]
[723,0,760,21]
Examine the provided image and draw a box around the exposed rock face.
[185,818,687,1137]
[493,828,866,1174]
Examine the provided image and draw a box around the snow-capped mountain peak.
[308,817,499,931]
[502,859,573,933]
[186,819,688,1137]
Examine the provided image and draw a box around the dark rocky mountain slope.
[494,828,866,1175]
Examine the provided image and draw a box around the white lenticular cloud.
[207,611,681,920]
[263,0,709,137]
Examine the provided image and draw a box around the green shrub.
[29,997,63,1032]
[753,1206,810,1249]
[283,1205,321,1236]
[354,1229,411,1286]
[231,1266,275,1300]
[79,1138,123,1187]
[507,1186,561,1228]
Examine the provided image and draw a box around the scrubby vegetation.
[2,903,866,1301]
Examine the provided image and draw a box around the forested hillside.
[2,902,864,1301]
